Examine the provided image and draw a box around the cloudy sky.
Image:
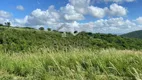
[0,0,142,34]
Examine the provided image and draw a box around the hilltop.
[121,30,142,39]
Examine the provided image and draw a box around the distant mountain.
[121,30,142,39]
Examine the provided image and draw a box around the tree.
[39,27,44,30]
[5,22,11,27]
[53,30,58,32]
[0,24,3,26]
[47,28,51,31]
[74,31,78,34]
[23,27,35,30]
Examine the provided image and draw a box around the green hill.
[1,26,142,52]
[1,26,142,80]
[121,30,142,39]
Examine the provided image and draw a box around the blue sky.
[0,0,67,18]
[0,0,141,19]
[0,0,142,34]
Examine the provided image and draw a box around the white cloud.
[136,17,142,24]
[88,6,105,18]
[60,4,84,21]
[88,3,127,18]
[69,0,90,14]
[0,10,11,24]
[0,18,5,24]
[69,0,127,18]
[105,3,127,16]
[14,1,128,27]
[0,10,11,18]
[58,21,80,33]
[16,5,24,11]
[10,16,142,34]
[57,17,140,34]
[14,16,28,26]
[80,17,140,34]
[15,4,85,26]
[26,6,60,26]
[0,18,12,24]
[7,0,139,34]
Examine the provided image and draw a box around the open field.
[1,27,142,80]
[0,0,141,79]
[1,48,142,80]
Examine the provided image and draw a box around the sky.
[0,0,142,34]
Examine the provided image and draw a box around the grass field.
[1,27,142,80]
[1,48,142,80]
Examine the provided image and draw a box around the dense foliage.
[1,26,142,52]
[121,30,142,39]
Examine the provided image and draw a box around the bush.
[39,27,44,30]
[0,24,3,26]
[47,28,51,31]
[23,27,35,29]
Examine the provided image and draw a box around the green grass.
[1,48,142,80]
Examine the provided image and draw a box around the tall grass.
[0,48,142,80]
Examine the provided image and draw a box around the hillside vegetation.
[1,48,142,80]
[121,30,142,39]
[1,26,142,80]
[1,26,142,52]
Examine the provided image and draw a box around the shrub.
[0,24,3,26]
[47,28,51,31]
[39,27,44,30]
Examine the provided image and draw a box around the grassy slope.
[1,48,142,80]
[1,26,142,52]
[121,30,142,39]
[0,27,94,52]
[1,26,142,80]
